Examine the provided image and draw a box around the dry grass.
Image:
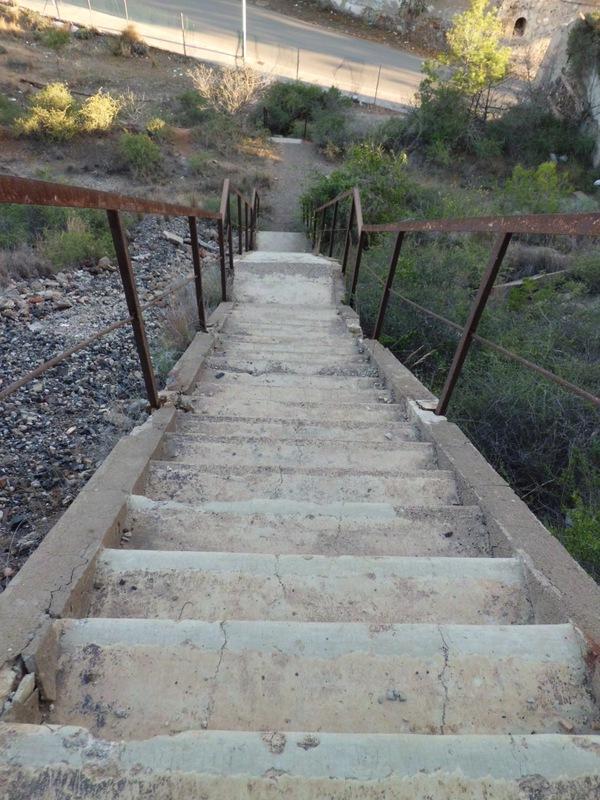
[188,64,266,114]
[0,244,52,285]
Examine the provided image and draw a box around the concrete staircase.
[2,231,599,797]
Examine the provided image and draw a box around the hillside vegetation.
[300,1,600,579]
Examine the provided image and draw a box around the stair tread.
[3,724,600,788]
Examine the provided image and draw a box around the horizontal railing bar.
[0,175,220,220]
[0,274,197,403]
[0,315,133,402]
[387,287,599,408]
[315,188,355,213]
[364,212,600,237]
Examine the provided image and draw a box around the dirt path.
[262,139,334,232]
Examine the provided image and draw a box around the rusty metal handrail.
[307,187,600,414]
[0,174,260,408]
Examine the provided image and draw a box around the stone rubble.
[0,215,222,590]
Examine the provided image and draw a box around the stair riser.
[206,359,376,377]
[175,418,414,442]
[90,553,529,625]
[125,498,489,557]
[50,621,593,739]
[186,399,402,424]
[191,383,390,405]
[196,370,381,391]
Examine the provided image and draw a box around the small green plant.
[118,132,161,178]
[38,25,70,51]
[502,162,570,214]
[572,251,600,294]
[188,152,210,175]
[0,93,20,125]
[558,497,600,580]
[567,13,600,80]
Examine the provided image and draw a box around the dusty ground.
[263,139,334,231]
[0,29,274,199]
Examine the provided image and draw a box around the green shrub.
[188,152,210,175]
[146,116,167,136]
[567,13,600,80]
[488,98,595,168]
[558,497,600,580]
[15,83,120,140]
[79,90,121,132]
[178,90,207,125]
[118,132,161,178]
[192,109,242,155]
[501,162,571,214]
[38,25,70,51]
[262,83,351,141]
[572,251,600,294]
[43,227,105,268]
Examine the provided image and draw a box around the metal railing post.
[227,197,234,271]
[311,208,318,249]
[328,200,339,258]
[217,217,227,301]
[188,216,207,332]
[373,231,405,340]
[436,232,512,416]
[317,208,326,254]
[107,209,159,409]
[244,203,249,251]
[341,198,355,275]
[349,230,365,302]
[237,194,243,255]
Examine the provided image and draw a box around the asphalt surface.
[33,0,424,107]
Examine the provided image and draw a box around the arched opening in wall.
[513,17,527,37]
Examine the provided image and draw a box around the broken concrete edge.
[0,303,234,716]
[165,302,232,394]
[365,338,600,685]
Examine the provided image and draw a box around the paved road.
[33,0,423,107]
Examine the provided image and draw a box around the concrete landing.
[255,231,310,252]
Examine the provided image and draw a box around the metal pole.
[123,0,128,21]
[181,13,187,57]
[217,218,227,301]
[87,0,92,25]
[373,232,404,340]
[436,232,512,416]
[188,216,206,332]
[296,47,300,80]
[341,199,355,275]
[241,0,247,62]
[373,64,382,107]
[328,201,338,258]
[237,194,243,255]
[54,0,61,20]
[350,231,365,302]
[317,208,326,254]
[106,209,159,409]
[227,199,234,271]
[244,203,249,251]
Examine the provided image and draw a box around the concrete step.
[219,331,357,346]
[255,231,309,251]
[205,357,376,377]
[222,320,348,337]
[239,250,333,263]
[145,463,459,506]
[90,550,530,625]
[233,264,336,305]
[126,496,488,557]
[176,416,415,443]
[48,619,595,738]
[212,349,368,366]
[185,396,402,424]
[195,369,381,391]
[216,341,361,358]
[3,724,600,796]
[231,303,341,321]
[192,381,391,405]
[160,434,435,472]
